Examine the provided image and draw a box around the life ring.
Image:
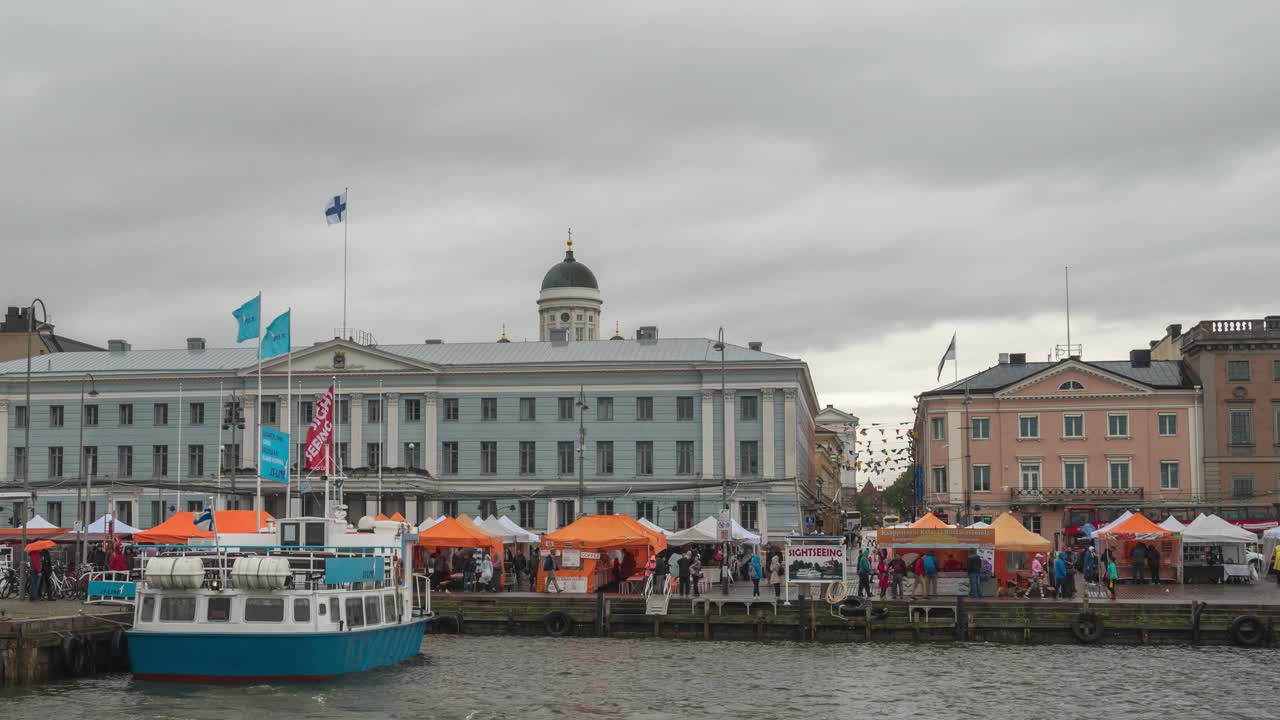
[110,628,129,659]
[824,581,849,605]
[432,615,459,634]
[60,636,82,676]
[543,610,575,637]
[1229,614,1266,647]
[1071,612,1103,644]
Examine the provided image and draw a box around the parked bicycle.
[0,566,18,599]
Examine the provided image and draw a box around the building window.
[188,445,204,477]
[403,443,421,468]
[1022,514,1042,535]
[1160,461,1179,489]
[403,398,421,422]
[596,441,614,475]
[1108,461,1131,489]
[152,445,169,478]
[365,399,381,424]
[675,501,695,530]
[931,417,945,440]
[1064,462,1085,490]
[676,441,695,475]
[480,398,497,421]
[336,442,349,468]
[1274,359,1280,381]
[739,441,759,476]
[189,402,204,425]
[1106,413,1129,437]
[596,500,614,515]
[256,401,275,425]
[441,499,459,518]
[519,398,536,421]
[118,404,132,426]
[338,399,349,425]
[1227,360,1251,382]
[676,396,694,421]
[519,441,536,475]
[115,501,133,526]
[1158,413,1177,436]
[1063,414,1084,439]
[82,446,98,476]
[557,441,575,474]
[636,397,654,421]
[1058,380,1085,391]
[480,441,497,474]
[740,395,758,421]
[1018,415,1039,439]
[635,441,654,476]
[14,447,26,480]
[575,327,585,341]
[555,500,575,527]
[221,444,239,472]
[153,403,168,426]
[15,405,28,428]
[443,398,459,421]
[519,499,536,528]
[971,417,990,440]
[1232,475,1254,498]
[300,401,314,424]
[739,501,759,530]
[596,397,613,421]
[932,466,947,494]
[1229,406,1253,445]
[441,442,458,475]
[50,405,65,428]
[84,404,99,426]
[118,446,132,478]
[1020,463,1041,491]
[972,464,991,492]
[367,443,382,468]
[479,499,498,518]
[45,501,62,527]
[48,447,64,478]
[635,500,654,522]
[558,397,574,421]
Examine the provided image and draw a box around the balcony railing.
[1189,317,1280,339]
[1009,487,1144,504]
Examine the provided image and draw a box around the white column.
[0,400,8,481]
[948,410,963,504]
[350,393,364,467]
[701,389,715,477]
[423,393,438,476]
[241,399,256,467]
[1188,401,1203,502]
[278,393,290,438]
[386,393,400,467]
[723,389,737,480]
[783,389,797,479]
[758,495,769,544]
[762,389,776,479]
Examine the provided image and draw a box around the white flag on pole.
[936,332,957,381]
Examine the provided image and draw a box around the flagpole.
[343,186,350,335]
[216,381,223,511]
[177,381,184,512]
[255,290,263,532]
[285,319,292,519]
[378,378,384,516]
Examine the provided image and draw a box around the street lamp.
[576,387,590,519]
[713,327,729,596]
[221,394,246,511]
[78,373,98,567]
[20,299,51,599]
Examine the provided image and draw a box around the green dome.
[540,250,599,291]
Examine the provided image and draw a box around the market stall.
[909,512,952,529]
[876,526,995,596]
[637,517,670,537]
[496,515,540,544]
[1159,516,1187,533]
[989,512,1052,587]
[1094,512,1181,583]
[133,511,274,544]
[538,515,666,593]
[1181,513,1259,583]
[0,515,69,544]
[667,516,761,545]
[417,516,504,591]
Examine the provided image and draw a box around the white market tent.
[1182,513,1258,545]
[477,515,517,543]
[418,515,446,532]
[667,516,761,545]
[1263,527,1280,575]
[23,515,59,530]
[637,517,670,537]
[967,521,991,529]
[496,515,539,544]
[1159,516,1187,533]
[85,513,142,535]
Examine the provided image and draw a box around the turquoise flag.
[261,310,291,359]
[260,426,290,483]
[233,294,261,343]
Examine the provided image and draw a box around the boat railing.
[411,573,432,617]
[85,570,137,606]
[140,545,406,592]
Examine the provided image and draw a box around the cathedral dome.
[540,248,599,291]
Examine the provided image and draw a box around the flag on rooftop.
[936,332,956,381]
[232,294,261,343]
[325,191,347,225]
[261,310,291,360]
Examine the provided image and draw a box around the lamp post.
[713,327,729,596]
[576,386,590,519]
[221,394,245,511]
[78,373,98,567]
[21,299,50,599]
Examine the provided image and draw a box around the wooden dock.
[0,601,133,687]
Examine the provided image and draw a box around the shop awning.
[637,517,670,536]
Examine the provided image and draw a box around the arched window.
[1058,380,1085,391]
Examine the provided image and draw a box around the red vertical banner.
[304,385,336,473]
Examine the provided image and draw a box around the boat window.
[305,522,326,547]
[365,596,381,625]
[395,590,403,621]
[244,597,285,622]
[281,522,300,547]
[160,596,196,622]
[294,598,311,622]
[345,597,365,628]
[383,594,397,624]
[207,596,232,622]
[140,596,155,622]
[330,597,341,623]
[318,600,327,617]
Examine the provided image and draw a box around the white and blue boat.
[127,513,430,683]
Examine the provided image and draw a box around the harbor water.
[2,636,1275,719]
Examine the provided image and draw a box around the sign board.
[875,528,995,549]
[717,510,731,542]
[259,427,291,483]
[560,549,582,569]
[187,537,217,547]
[579,551,601,560]
[785,543,847,583]
[547,575,588,593]
[87,580,137,600]
[325,556,385,584]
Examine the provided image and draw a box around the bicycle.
[0,566,17,599]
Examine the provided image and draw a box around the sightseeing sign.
[785,543,847,584]
[303,385,336,473]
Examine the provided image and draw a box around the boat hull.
[128,619,427,682]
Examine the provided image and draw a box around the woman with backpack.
[749,553,763,597]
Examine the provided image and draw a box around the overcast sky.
[6,2,1280,482]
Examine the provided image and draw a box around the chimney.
[1167,323,1182,339]
[748,341,763,351]
[1009,353,1026,365]
[998,353,1010,364]
[549,328,569,346]
[635,326,658,344]
[1130,349,1152,368]
[186,337,206,351]
[107,339,131,352]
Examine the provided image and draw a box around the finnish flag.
[194,508,216,532]
[325,191,347,225]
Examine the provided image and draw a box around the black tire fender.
[110,628,129,658]
[1229,614,1266,647]
[543,610,574,637]
[841,596,869,613]
[1071,612,1103,644]
[60,636,81,676]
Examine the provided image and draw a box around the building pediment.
[249,339,439,376]
[995,361,1151,399]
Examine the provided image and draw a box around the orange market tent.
[990,512,1052,581]
[389,512,406,522]
[1097,512,1182,582]
[538,515,667,593]
[417,516,503,585]
[910,512,950,529]
[375,513,390,521]
[133,511,274,544]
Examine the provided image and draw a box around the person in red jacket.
[28,550,42,602]
[108,544,128,572]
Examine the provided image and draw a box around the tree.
[879,469,915,517]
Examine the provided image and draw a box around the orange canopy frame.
[1099,512,1172,539]
[1096,512,1182,582]
[389,512,406,522]
[538,515,667,592]
[133,511,274,544]
[989,512,1052,582]
[417,516,503,572]
[910,512,950,529]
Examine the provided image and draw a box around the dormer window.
[1058,380,1085,391]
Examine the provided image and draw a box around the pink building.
[914,352,1200,544]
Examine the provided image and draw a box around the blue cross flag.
[194,508,216,533]
[260,426,291,483]
[325,191,347,225]
[232,294,260,343]
[261,310,291,360]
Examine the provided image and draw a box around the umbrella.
[24,539,56,552]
